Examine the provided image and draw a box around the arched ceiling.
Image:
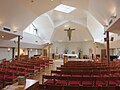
[0,0,120,46]
[0,0,60,32]
[47,10,87,28]
[45,2,104,43]
[88,0,120,28]
[16,0,60,16]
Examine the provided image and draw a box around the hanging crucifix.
[64,28,75,41]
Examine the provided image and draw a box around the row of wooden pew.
[40,61,120,90]
[42,75,120,86]
[39,84,120,90]
[0,57,53,89]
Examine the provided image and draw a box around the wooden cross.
[64,28,75,41]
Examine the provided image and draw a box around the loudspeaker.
[104,37,114,42]
[111,37,114,41]
[104,38,107,42]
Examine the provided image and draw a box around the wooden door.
[101,49,106,62]
[43,49,47,56]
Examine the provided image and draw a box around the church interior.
[0,0,120,90]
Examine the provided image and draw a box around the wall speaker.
[104,38,107,42]
[111,37,114,41]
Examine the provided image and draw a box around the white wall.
[110,40,120,48]
[110,33,120,41]
[33,15,54,42]
[12,32,43,45]
[51,41,105,59]
[87,12,104,43]
[0,41,104,60]
[29,49,37,57]
[95,42,106,56]
[0,48,12,62]
[107,33,120,48]
[0,48,42,62]
[51,41,94,55]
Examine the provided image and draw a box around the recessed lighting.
[1,35,5,38]
[58,40,63,42]
[7,48,11,52]
[111,7,116,18]
[84,39,88,41]
[64,24,70,28]
[30,49,32,51]
[54,4,76,13]
[13,26,18,32]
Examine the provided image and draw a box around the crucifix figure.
[64,28,75,41]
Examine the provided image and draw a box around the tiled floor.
[33,59,63,84]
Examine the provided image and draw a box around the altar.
[63,54,78,58]
[68,58,93,62]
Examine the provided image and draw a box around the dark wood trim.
[106,31,110,65]
[12,47,15,59]
[28,48,29,58]
[18,35,20,61]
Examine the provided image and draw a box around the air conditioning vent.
[3,27,11,32]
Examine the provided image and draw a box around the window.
[24,24,37,35]
[54,4,76,13]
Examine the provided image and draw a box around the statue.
[64,28,75,41]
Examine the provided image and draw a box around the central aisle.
[33,59,63,84]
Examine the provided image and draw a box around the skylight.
[54,4,76,13]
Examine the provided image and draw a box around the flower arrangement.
[64,47,69,54]
[78,48,82,53]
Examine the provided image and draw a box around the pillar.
[18,35,20,61]
[93,42,96,62]
[106,31,110,65]
[12,47,15,59]
[28,48,29,58]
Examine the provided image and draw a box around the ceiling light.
[103,19,109,27]
[58,40,63,42]
[13,26,18,32]
[84,39,88,41]
[1,35,5,38]
[111,7,116,18]
[7,48,11,52]
[54,4,76,13]
[30,49,32,51]
[64,24,70,29]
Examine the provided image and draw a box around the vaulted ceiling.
[0,0,120,45]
